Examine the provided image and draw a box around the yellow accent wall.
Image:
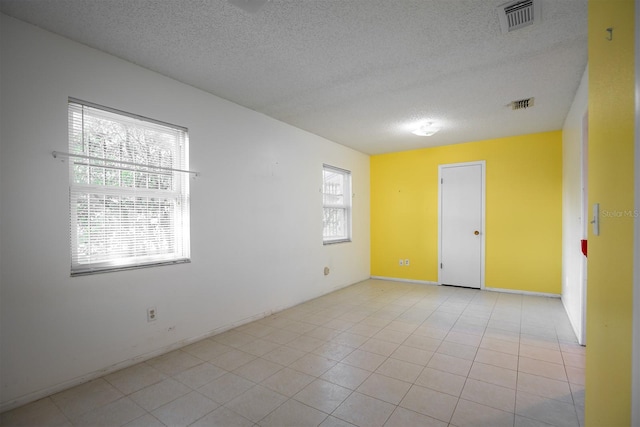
[586,0,635,425]
[371,131,562,294]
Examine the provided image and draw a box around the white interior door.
[439,162,485,289]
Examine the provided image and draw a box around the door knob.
[474,230,480,235]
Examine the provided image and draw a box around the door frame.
[438,160,486,289]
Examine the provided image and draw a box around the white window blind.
[323,164,352,244]
[68,99,190,275]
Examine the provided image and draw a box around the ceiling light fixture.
[411,122,441,136]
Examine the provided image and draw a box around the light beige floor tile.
[190,406,254,427]
[390,345,434,366]
[0,397,68,427]
[358,338,399,356]
[319,416,357,427]
[385,320,419,333]
[289,353,337,376]
[261,367,315,397]
[520,334,560,351]
[348,323,383,337]
[475,348,518,371]
[480,337,519,356]
[262,329,301,345]
[197,373,255,404]
[460,378,516,412]
[412,325,450,340]
[483,328,520,343]
[146,350,203,376]
[403,334,441,352]
[259,398,327,427]
[285,335,326,353]
[151,391,218,427]
[105,364,167,395]
[69,397,145,426]
[516,390,580,427]
[436,341,478,361]
[517,372,573,403]
[324,319,356,332]
[450,398,515,427]
[210,349,257,371]
[427,352,472,377]
[560,342,586,355]
[565,365,585,386]
[375,358,423,383]
[444,330,482,347]
[514,414,556,427]
[123,413,166,427]
[306,326,342,341]
[342,349,386,371]
[238,338,281,357]
[569,382,585,408]
[233,357,283,383]
[281,321,318,334]
[469,362,517,389]
[519,344,564,364]
[293,379,352,413]
[518,357,567,381]
[312,342,355,361]
[182,339,233,361]
[384,407,447,427]
[321,362,371,390]
[129,378,191,411]
[333,392,395,427]
[356,373,411,405]
[331,332,369,348]
[225,385,288,423]
[173,362,227,389]
[262,346,306,366]
[212,331,258,348]
[399,384,458,423]
[50,379,123,418]
[238,323,278,338]
[415,367,466,397]
[373,328,411,344]
[562,352,586,369]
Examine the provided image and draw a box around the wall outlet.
[405,259,410,266]
[399,259,404,266]
[147,307,157,322]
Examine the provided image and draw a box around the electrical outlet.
[147,307,157,322]
[399,259,404,266]
[405,259,410,266]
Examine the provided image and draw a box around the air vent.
[498,0,540,34]
[511,97,535,110]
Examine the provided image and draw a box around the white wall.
[561,66,588,345]
[0,15,370,410]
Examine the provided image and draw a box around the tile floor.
[0,279,585,427]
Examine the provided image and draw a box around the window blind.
[68,100,190,275]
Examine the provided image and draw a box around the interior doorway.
[438,161,486,289]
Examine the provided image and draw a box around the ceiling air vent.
[510,97,535,110]
[498,0,540,34]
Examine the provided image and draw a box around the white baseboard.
[370,276,439,286]
[484,286,561,298]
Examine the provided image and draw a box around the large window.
[67,99,190,275]
[323,164,351,244]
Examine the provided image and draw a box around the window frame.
[322,164,352,245]
[67,98,191,276]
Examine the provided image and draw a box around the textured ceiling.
[0,0,587,154]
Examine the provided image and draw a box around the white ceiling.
[0,0,587,155]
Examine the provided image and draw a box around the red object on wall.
[581,239,588,257]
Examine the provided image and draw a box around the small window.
[323,164,352,244]
[68,99,190,275]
